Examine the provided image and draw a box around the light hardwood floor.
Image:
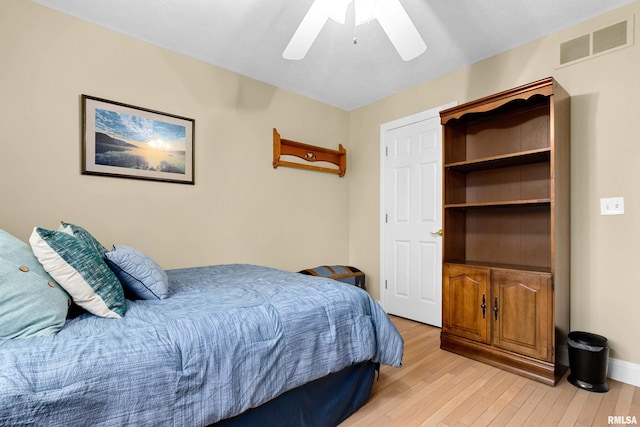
[341,316,640,426]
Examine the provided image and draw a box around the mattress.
[0,264,403,426]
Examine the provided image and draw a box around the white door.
[380,104,454,327]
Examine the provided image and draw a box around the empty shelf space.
[445,148,551,172]
[445,199,551,209]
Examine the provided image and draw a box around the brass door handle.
[431,229,443,237]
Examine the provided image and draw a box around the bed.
[0,226,404,426]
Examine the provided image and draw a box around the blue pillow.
[105,246,169,300]
[0,229,71,338]
[29,227,126,318]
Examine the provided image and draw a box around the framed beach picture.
[82,95,195,184]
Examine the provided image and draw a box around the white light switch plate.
[600,197,624,215]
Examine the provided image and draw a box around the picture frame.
[82,95,195,184]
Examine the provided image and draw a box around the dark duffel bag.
[298,265,365,290]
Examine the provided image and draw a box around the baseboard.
[398,321,640,388]
[609,358,640,387]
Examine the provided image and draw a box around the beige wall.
[3,0,640,368]
[0,0,350,272]
[349,2,640,364]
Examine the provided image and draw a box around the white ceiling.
[32,0,634,111]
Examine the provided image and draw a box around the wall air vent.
[593,20,628,54]
[560,35,590,64]
[559,15,634,67]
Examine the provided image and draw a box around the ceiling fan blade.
[283,0,330,60]
[376,0,427,61]
[321,0,351,24]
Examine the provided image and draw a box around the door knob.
[431,229,443,237]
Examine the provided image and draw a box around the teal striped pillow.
[59,221,109,256]
[30,227,126,318]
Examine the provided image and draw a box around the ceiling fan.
[283,0,427,61]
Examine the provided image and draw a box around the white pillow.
[29,227,126,318]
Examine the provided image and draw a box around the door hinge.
[385,213,388,223]
[385,146,388,156]
[385,280,388,289]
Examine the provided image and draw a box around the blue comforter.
[0,264,403,426]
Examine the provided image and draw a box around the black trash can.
[567,331,609,392]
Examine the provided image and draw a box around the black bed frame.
[212,361,378,427]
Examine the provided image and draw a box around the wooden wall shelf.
[273,128,346,177]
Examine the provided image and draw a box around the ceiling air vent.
[559,15,634,66]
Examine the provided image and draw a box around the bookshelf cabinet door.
[491,270,552,361]
[443,264,491,343]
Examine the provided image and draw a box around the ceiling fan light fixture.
[354,0,380,25]
[321,0,350,24]
[283,0,426,61]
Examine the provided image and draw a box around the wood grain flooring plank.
[504,382,549,427]
[557,387,590,425]
[593,379,622,425]
[339,316,640,427]
[574,388,605,426]
[447,369,519,426]
[471,377,528,426]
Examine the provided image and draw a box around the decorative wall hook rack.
[272,128,346,177]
